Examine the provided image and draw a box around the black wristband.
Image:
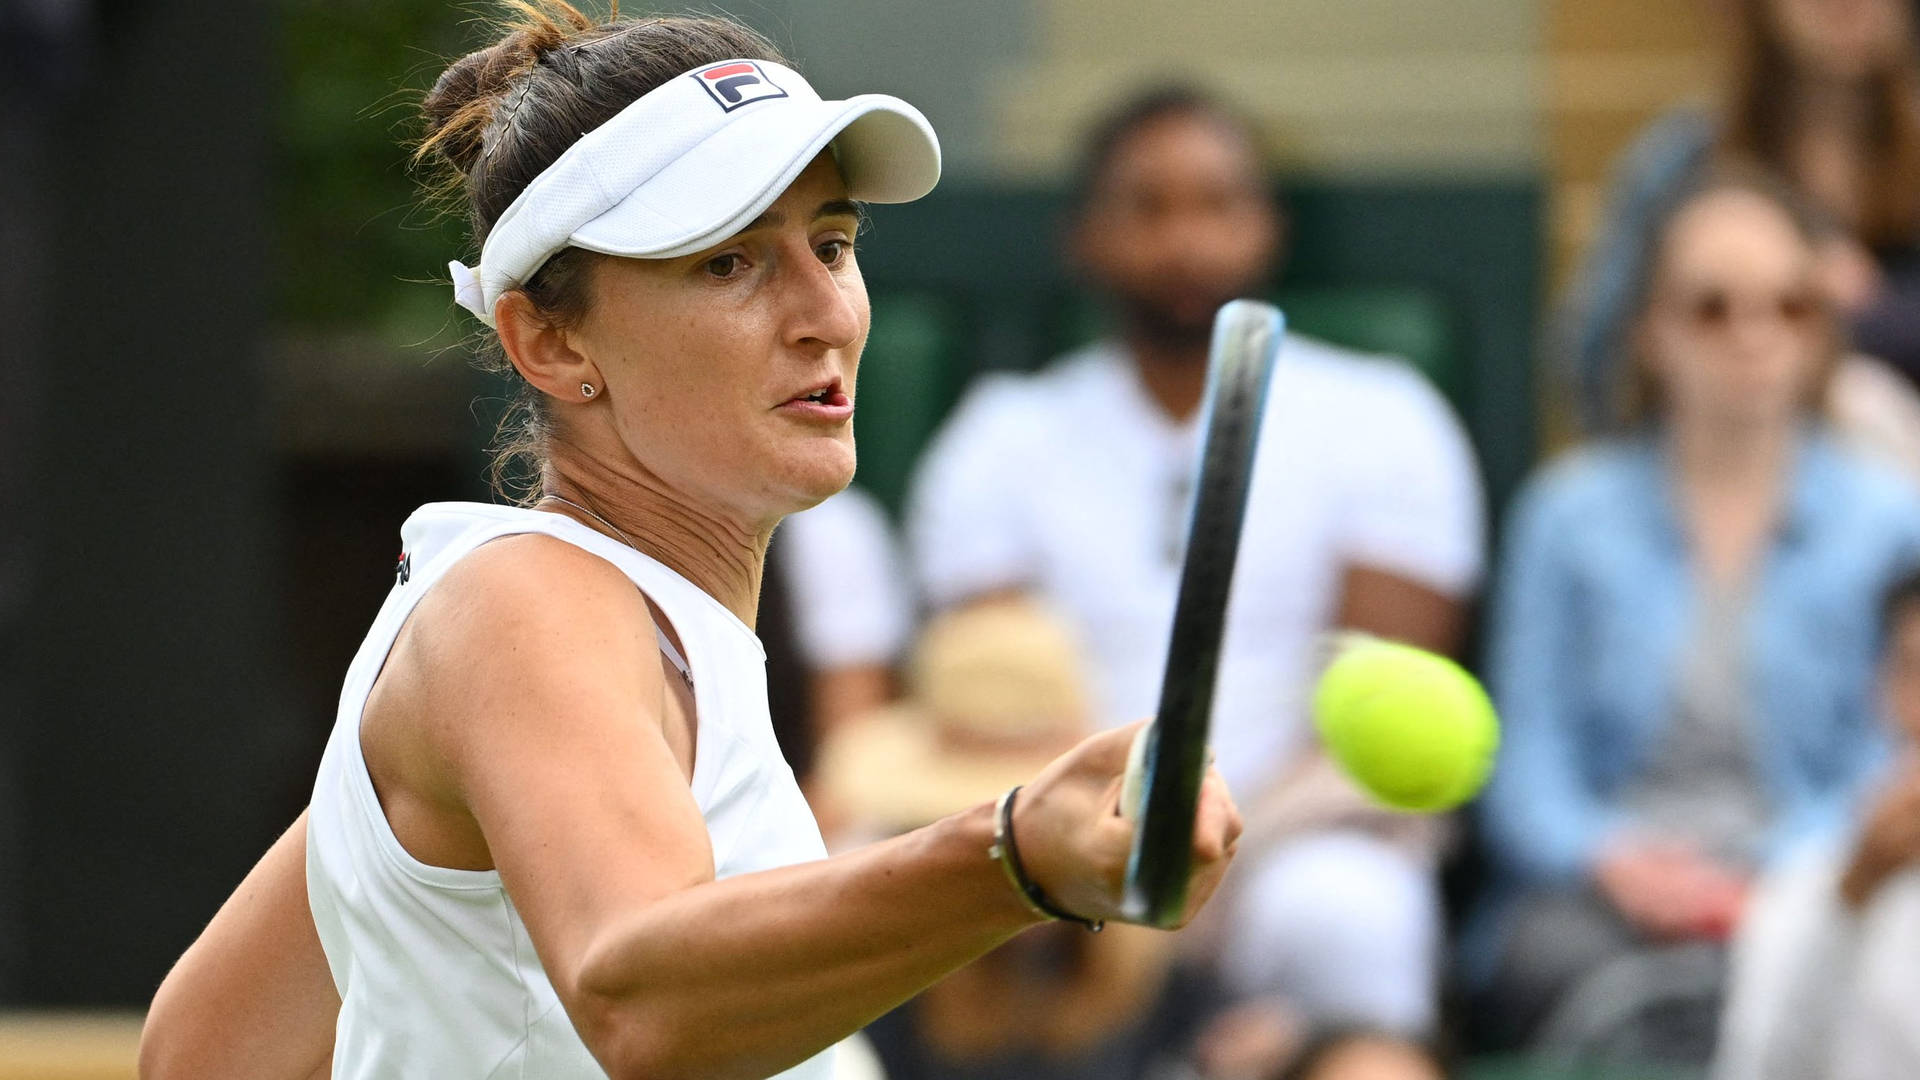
[989,786,1104,932]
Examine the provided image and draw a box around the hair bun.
[419,3,594,174]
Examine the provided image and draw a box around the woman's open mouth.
[777,379,853,423]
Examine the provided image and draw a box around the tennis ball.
[1312,637,1500,812]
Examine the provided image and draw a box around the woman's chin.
[773,441,857,508]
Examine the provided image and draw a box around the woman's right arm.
[1479,471,1615,884]
[412,538,1239,1080]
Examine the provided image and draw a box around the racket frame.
[1120,299,1284,926]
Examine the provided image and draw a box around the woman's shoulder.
[360,531,679,832]
[1512,439,1657,520]
[411,532,661,674]
[1801,431,1920,525]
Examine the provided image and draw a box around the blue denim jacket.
[1480,432,1920,887]
[1464,432,1920,982]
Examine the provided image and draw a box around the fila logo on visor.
[692,61,788,112]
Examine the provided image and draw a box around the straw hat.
[814,599,1092,832]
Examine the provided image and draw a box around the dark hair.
[1272,1025,1451,1080]
[1068,84,1266,216]
[1613,163,1842,427]
[1880,564,1920,650]
[416,1,785,499]
[1723,0,1920,248]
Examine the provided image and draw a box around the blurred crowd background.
[12,0,1920,1078]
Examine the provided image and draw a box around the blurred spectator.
[816,601,1192,1080]
[1561,0,1920,437]
[1474,168,1920,1058]
[760,485,915,787]
[906,86,1484,1039]
[1712,566,1920,1080]
[1271,1026,1450,1080]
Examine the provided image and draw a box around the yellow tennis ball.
[1312,637,1500,812]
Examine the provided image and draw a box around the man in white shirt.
[906,87,1484,1041]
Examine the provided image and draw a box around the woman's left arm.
[139,811,338,1080]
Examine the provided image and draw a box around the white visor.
[450,58,941,326]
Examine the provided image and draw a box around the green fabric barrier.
[853,180,1543,518]
[1054,285,1458,394]
[1275,286,1459,401]
[852,292,965,515]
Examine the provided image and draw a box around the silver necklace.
[535,493,694,690]
[538,493,639,551]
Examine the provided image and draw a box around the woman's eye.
[705,253,745,278]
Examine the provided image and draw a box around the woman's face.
[1769,0,1913,81]
[569,153,869,525]
[1639,188,1830,431]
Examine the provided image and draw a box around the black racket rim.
[1121,299,1283,926]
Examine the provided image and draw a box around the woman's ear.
[496,291,605,404]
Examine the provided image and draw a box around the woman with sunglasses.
[1468,168,1920,1055]
[1560,0,1920,433]
[135,5,1241,1079]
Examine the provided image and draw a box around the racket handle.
[1120,722,1153,821]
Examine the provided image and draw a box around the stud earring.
[580,382,597,399]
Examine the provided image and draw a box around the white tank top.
[306,502,834,1079]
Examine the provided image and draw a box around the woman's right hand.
[1594,839,1747,940]
[1009,720,1243,929]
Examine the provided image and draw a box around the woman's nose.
[784,251,862,351]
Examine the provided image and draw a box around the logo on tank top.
[396,551,411,585]
[691,60,787,112]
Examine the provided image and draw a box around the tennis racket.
[1119,299,1284,927]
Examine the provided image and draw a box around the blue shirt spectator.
[1469,168,1920,1058]
[1482,432,1920,888]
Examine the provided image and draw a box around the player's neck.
[1126,338,1210,422]
[538,454,768,628]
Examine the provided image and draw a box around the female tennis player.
[137,6,1240,1079]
